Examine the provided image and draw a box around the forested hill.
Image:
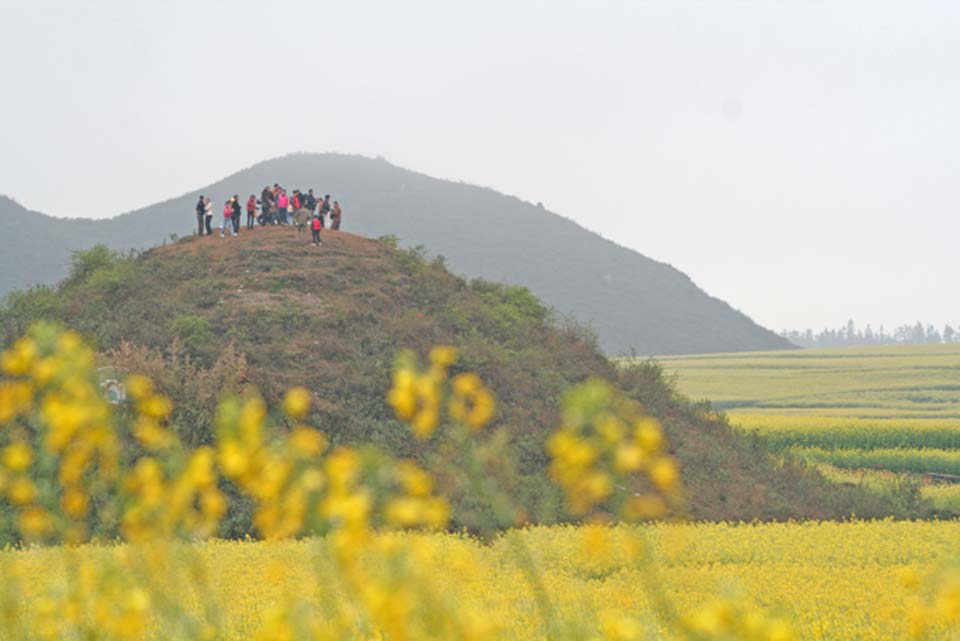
[0,229,897,523]
[1,153,792,355]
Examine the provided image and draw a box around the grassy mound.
[0,228,909,526]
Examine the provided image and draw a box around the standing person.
[221,200,235,237]
[276,189,289,224]
[292,190,301,211]
[261,185,274,224]
[195,196,206,235]
[305,189,317,212]
[204,196,214,235]
[271,183,281,218]
[331,201,342,230]
[246,195,257,229]
[320,194,331,226]
[231,195,242,234]
[311,215,322,246]
[293,207,310,234]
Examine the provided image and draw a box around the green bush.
[172,315,215,361]
[67,245,123,284]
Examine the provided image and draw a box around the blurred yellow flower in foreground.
[283,387,312,421]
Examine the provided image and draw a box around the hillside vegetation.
[659,344,960,512]
[1,153,793,355]
[0,228,901,526]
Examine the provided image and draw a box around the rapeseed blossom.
[547,378,682,519]
[2,325,955,641]
[386,346,496,438]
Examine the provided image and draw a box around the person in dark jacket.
[231,195,242,233]
[305,189,317,212]
[260,186,275,224]
[195,196,206,235]
[320,194,331,223]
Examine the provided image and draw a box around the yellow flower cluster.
[122,375,227,541]
[0,324,119,542]
[387,346,495,438]
[684,597,795,641]
[321,449,451,562]
[127,373,178,451]
[547,378,682,519]
[903,565,960,639]
[0,325,464,640]
[215,393,318,540]
[449,372,496,431]
[385,460,450,530]
[0,325,454,550]
[121,447,226,541]
[214,390,451,544]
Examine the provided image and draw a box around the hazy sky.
[2,1,958,332]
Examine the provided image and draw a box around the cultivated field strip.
[659,344,960,420]
[790,447,960,476]
[730,414,960,451]
[658,344,960,485]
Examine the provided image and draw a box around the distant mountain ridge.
[1,153,792,355]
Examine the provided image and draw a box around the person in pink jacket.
[276,189,289,224]
[221,200,235,237]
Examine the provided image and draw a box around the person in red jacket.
[221,200,235,237]
[246,195,257,229]
[276,189,289,224]
[310,215,323,246]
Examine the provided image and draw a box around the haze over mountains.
[1,153,791,355]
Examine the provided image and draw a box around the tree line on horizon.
[781,320,960,348]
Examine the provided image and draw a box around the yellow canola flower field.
[7,325,960,641]
[4,520,960,641]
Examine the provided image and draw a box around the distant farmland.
[657,344,960,509]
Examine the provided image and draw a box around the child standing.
[311,215,322,246]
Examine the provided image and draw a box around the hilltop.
[0,227,904,526]
[1,153,792,355]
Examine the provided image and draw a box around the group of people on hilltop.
[194,184,343,246]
